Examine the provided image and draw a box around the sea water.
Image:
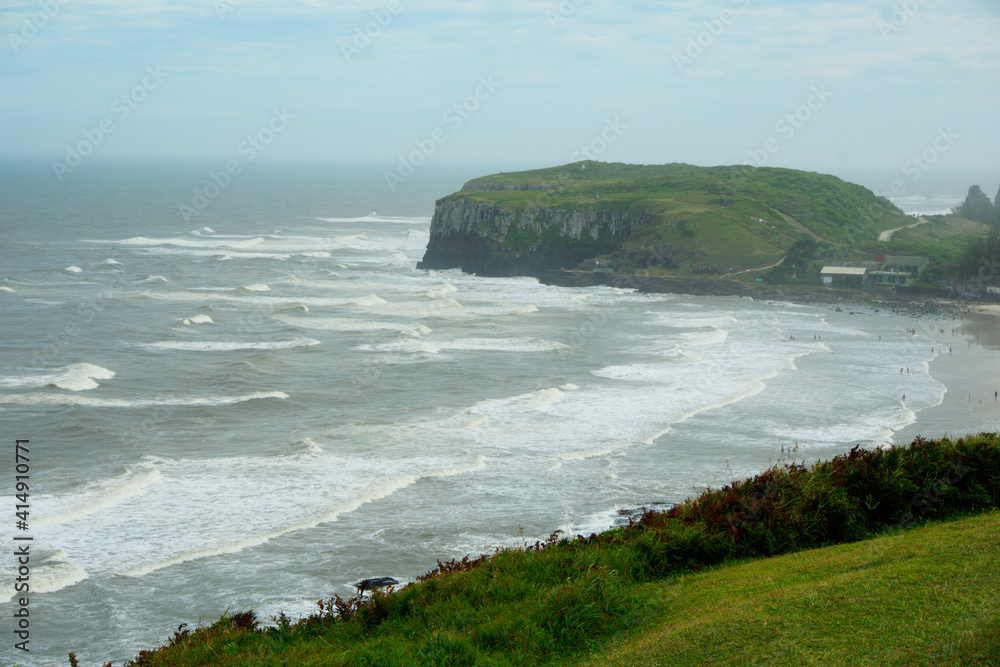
[1,161,998,665]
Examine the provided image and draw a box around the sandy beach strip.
[893,311,1000,444]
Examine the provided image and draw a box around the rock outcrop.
[417,198,651,277]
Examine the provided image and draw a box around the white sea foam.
[144,275,168,283]
[0,363,116,391]
[144,290,389,310]
[289,437,325,456]
[178,314,214,325]
[107,235,267,249]
[34,468,164,529]
[471,386,567,414]
[548,446,620,470]
[276,314,431,336]
[101,258,123,266]
[65,265,83,273]
[358,337,567,355]
[0,391,289,408]
[678,325,728,346]
[426,283,458,298]
[31,554,89,594]
[316,215,430,224]
[299,251,332,258]
[0,286,14,293]
[114,455,483,578]
[141,338,320,352]
[640,371,778,445]
[237,283,271,292]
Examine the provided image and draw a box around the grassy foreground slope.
[113,433,1000,667]
[449,162,910,275]
[583,511,1000,667]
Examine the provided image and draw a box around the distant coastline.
[538,267,990,317]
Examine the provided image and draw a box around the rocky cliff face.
[417,198,651,277]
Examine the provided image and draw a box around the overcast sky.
[2,0,998,197]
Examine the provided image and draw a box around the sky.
[1,0,998,198]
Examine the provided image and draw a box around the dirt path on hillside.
[726,256,785,277]
[774,210,830,243]
[879,217,929,242]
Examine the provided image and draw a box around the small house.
[821,266,868,288]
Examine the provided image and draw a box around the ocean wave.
[469,386,569,415]
[141,338,320,352]
[0,363,116,391]
[276,314,431,336]
[358,337,567,355]
[145,290,387,309]
[0,391,289,408]
[33,468,164,529]
[65,265,83,273]
[177,314,214,326]
[315,215,430,224]
[117,456,481,578]
[102,235,267,249]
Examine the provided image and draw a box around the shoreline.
[885,306,1000,446]
[539,268,994,319]
[538,267,1000,454]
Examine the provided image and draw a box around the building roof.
[821,266,868,276]
[883,255,929,266]
[827,261,882,270]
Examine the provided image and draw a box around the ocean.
[1,160,998,665]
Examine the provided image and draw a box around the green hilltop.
[429,161,913,279]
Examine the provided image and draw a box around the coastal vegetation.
[422,163,1000,299]
[422,162,912,279]
[105,433,1000,666]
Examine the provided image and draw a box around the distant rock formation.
[417,162,912,279]
[957,185,996,224]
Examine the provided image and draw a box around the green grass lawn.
[580,510,1000,667]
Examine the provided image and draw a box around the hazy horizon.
[2,0,998,203]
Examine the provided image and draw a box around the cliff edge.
[417,161,911,278]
